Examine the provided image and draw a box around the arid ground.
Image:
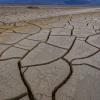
[0,7,100,100]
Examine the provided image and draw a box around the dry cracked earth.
[0,12,100,100]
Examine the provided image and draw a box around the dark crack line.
[16,41,39,50]
[68,20,74,36]
[85,41,100,49]
[27,22,42,30]
[14,45,29,51]
[22,57,63,68]
[50,25,66,29]
[46,30,52,42]
[16,43,31,47]
[5,92,27,100]
[92,25,95,30]
[0,45,13,57]
[46,42,68,50]
[52,57,73,100]
[71,49,100,63]
[18,61,36,100]
[12,31,29,34]
[0,43,11,45]
[22,67,29,74]
[86,23,89,26]
[0,57,21,61]
[26,38,42,42]
[13,46,28,51]
[73,63,100,71]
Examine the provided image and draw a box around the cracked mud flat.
[0,12,100,100]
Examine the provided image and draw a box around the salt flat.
[0,7,100,100]
[0,6,100,22]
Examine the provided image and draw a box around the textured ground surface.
[0,11,100,100]
[0,7,100,23]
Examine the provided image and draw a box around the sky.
[0,0,100,5]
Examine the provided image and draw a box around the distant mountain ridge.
[0,0,100,5]
[64,0,100,5]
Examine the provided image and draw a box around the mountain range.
[0,0,100,5]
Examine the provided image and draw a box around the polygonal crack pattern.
[0,12,100,100]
